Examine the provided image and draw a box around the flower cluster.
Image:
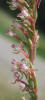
[7,0,40,100]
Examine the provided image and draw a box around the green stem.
[29,63,38,100]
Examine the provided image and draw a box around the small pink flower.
[10,0,18,8]
[27,68,31,74]
[11,59,16,64]
[20,82,25,90]
[22,63,28,70]
[18,9,29,18]
[22,96,26,100]
[11,65,16,72]
[14,72,19,79]
[11,44,21,50]
[6,29,23,42]
[21,9,29,17]
[6,29,13,36]
[13,20,21,28]
[17,61,28,70]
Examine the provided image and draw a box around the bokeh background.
[0,0,45,100]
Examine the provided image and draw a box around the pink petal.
[22,96,26,100]
[11,65,16,72]
[6,29,13,36]
[14,72,19,79]
[20,82,25,90]
[11,59,16,64]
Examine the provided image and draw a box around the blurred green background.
[0,0,45,100]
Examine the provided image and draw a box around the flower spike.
[7,0,40,100]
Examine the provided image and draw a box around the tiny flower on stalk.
[14,72,20,80]
[11,59,16,64]
[6,29,13,36]
[22,96,26,100]
[13,19,21,28]
[18,9,29,18]
[20,82,25,91]
[22,63,28,70]
[11,65,17,72]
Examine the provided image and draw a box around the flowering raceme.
[7,0,40,100]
